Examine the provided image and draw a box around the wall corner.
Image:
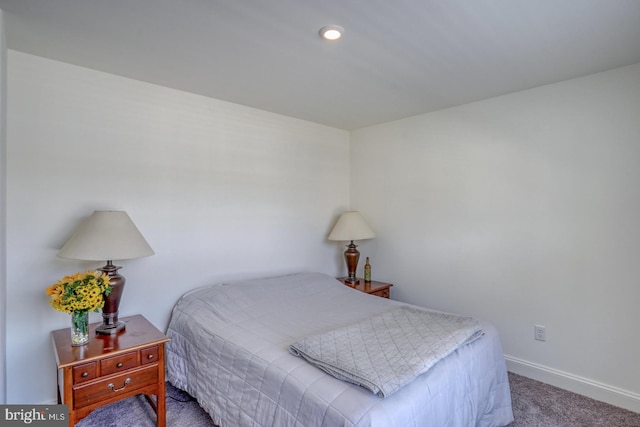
[0,8,8,405]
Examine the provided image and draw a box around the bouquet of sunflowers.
[46,270,112,314]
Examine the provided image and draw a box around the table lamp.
[328,211,375,284]
[58,210,154,335]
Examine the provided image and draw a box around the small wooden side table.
[51,314,169,427]
[338,277,394,299]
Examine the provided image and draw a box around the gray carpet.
[76,385,215,427]
[506,373,640,427]
[77,372,640,426]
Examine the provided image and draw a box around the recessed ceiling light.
[319,25,344,41]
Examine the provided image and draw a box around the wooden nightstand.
[51,314,169,427]
[338,278,393,299]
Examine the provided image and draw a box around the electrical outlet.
[534,325,546,342]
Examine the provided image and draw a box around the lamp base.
[344,241,360,284]
[95,314,126,335]
[97,261,126,336]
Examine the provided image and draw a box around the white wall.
[0,9,7,405]
[5,50,350,404]
[351,63,640,411]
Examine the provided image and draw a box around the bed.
[166,272,513,426]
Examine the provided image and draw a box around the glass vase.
[71,311,89,346]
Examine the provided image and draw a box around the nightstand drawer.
[73,362,97,384]
[73,365,158,409]
[337,278,393,299]
[141,346,159,364]
[100,351,139,375]
[370,288,390,298]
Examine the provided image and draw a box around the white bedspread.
[166,272,513,427]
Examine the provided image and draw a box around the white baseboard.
[505,355,640,414]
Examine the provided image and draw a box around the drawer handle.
[108,378,131,392]
[81,372,89,378]
[116,362,124,368]
[147,354,154,360]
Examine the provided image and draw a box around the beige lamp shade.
[58,210,154,261]
[328,211,375,242]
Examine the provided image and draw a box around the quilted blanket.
[290,306,483,397]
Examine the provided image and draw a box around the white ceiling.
[1,0,639,130]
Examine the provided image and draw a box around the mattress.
[166,272,514,426]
